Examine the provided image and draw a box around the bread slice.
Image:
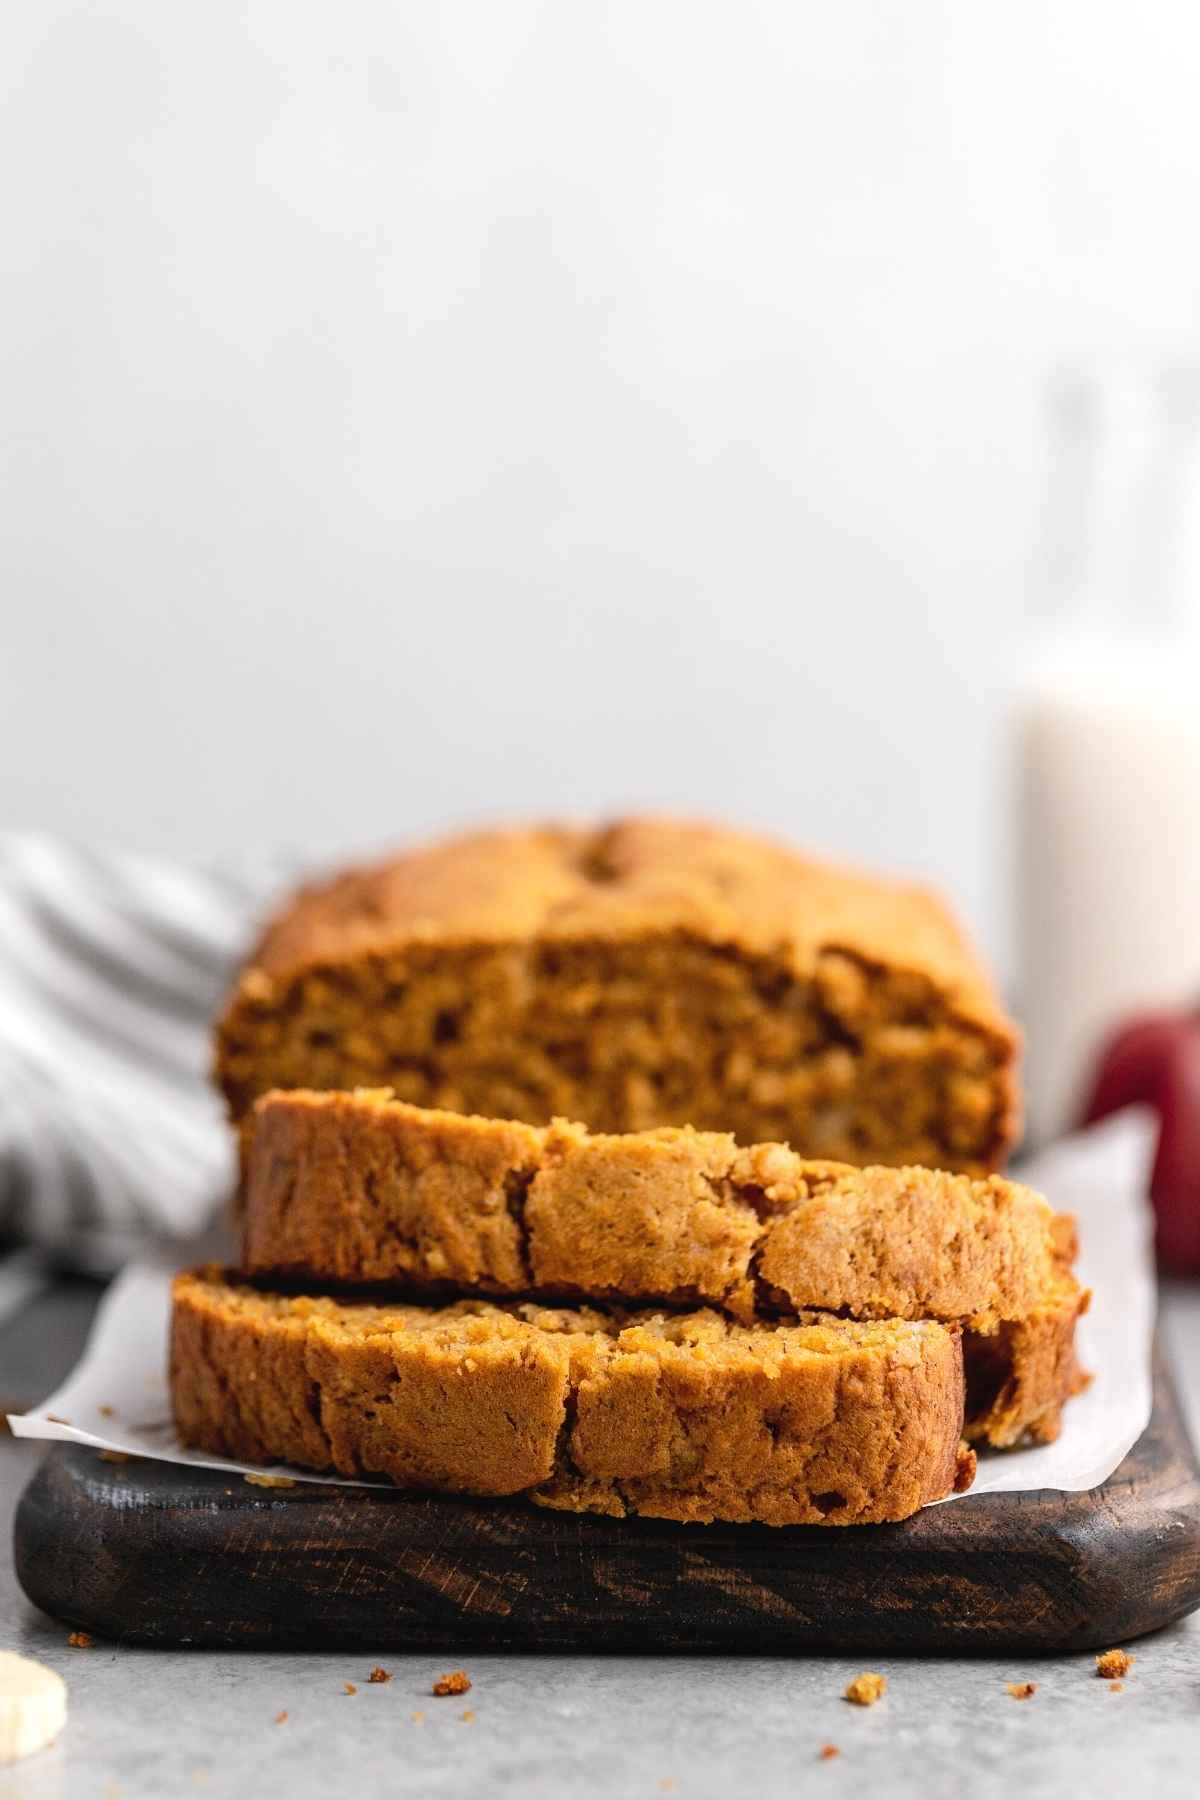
[964,1274,1091,1447]
[170,1268,974,1526]
[214,818,1018,1173]
[239,1088,1085,1446]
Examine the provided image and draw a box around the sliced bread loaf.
[215,818,1018,1172]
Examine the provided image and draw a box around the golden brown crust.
[215,818,1019,1173]
[236,820,1007,1004]
[170,1268,970,1526]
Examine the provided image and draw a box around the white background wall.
[4,2,1200,986]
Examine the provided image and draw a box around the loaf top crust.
[230,817,1013,1042]
[241,1087,1064,1333]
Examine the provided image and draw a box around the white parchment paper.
[8,1109,1159,1503]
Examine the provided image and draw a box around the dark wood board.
[14,1340,1200,1655]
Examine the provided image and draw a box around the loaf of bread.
[215,818,1019,1174]
[238,1087,1085,1445]
[170,1267,975,1526]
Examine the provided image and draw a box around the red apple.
[1078,1011,1200,1272]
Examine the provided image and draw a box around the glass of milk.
[1018,359,1200,1145]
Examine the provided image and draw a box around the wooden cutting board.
[15,1340,1200,1655]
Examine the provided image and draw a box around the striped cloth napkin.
[0,835,292,1281]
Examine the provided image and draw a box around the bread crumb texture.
[1006,1682,1037,1701]
[1096,1650,1134,1680]
[844,1672,887,1706]
[216,818,1018,1175]
[432,1671,471,1697]
[67,1633,93,1649]
[170,1268,971,1527]
[367,1667,391,1684]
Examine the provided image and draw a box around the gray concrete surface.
[2,1279,1199,1800]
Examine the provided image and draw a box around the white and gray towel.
[0,835,292,1276]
